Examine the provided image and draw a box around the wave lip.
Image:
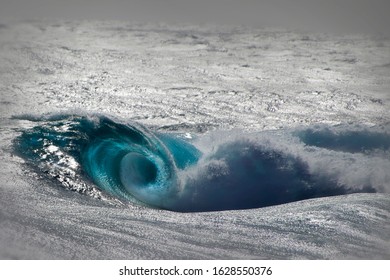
[76,116,186,209]
[14,114,389,212]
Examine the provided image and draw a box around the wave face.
[14,115,390,212]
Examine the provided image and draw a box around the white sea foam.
[1,19,389,259]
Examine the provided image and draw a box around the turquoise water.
[15,114,389,212]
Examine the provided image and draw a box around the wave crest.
[14,114,389,212]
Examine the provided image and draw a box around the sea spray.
[14,114,390,212]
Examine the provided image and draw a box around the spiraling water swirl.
[14,114,389,212]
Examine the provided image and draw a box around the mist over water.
[1,8,389,258]
[14,114,390,212]
[1,0,390,35]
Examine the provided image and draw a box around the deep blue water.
[14,114,389,212]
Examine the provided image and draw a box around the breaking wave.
[13,114,390,212]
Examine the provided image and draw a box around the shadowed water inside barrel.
[14,115,389,212]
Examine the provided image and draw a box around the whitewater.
[1,20,389,259]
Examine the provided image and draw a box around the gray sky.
[0,0,389,34]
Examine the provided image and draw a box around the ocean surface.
[0,20,389,259]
